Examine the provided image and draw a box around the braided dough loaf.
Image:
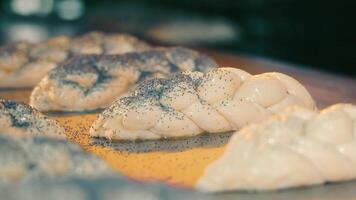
[0,32,150,88]
[0,135,112,184]
[30,47,218,112]
[0,99,65,139]
[90,67,315,140]
[196,104,356,192]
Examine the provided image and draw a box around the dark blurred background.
[0,0,355,76]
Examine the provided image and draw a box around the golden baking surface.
[0,89,32,104]
[54,113,229,187]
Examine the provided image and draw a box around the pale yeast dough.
[0,32,150,88]
[0,99,65,138]
[30,47,217,111]
[0,135,113,184]
[90,67,315,140]
[197,104,356,192]
[0,100,112,184]
[0,37,69,88]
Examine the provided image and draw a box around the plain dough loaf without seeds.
[197,104,356,192]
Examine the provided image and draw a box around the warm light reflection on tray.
[54,112,230,187]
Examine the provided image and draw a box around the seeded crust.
[90,67,316,140]
[0,31,150,88]
[0,135,113,184]
[0,99,65,138]
[30,47,218,112]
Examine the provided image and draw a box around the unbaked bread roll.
[69,31,150,55]
[0,32,150,88]
[0,99,112,183]
[196,104,356,192]
[0,136,27,183]
[90,67,315,140]
[0,135,112,184]
[0,37,70,88]
[0,99,65,138]
[30,47,218,112]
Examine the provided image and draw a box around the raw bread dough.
[90,67,315,140]
[0,100,112,184]
[0,135,112,184]
[30,47,218,111]
[0,32,150,88]
[197,104,356,192]
[69,31,150,55]
[0,99,65,139]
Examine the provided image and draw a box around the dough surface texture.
[0,135,113,184]
[0,99,65,139]
[30,47,218,111]
[90,67,315,140]
[0,32,150,88]
[197,104,356,192]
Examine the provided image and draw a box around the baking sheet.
[53,112,230,187]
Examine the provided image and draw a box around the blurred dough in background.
[148,18,239,45]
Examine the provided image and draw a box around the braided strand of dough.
[0,99,65,139]
[0,135,113,184]
[90,67,315,140]
[196,104,356,192]
[30,47,217,112]
[0,32,150,88]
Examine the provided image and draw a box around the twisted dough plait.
[0,99,65,139]
[0,135,112,184]
[90,67,316,140]
[0,31,150,88]
[68,31,150,55]
[196,104,356,192]
[30,47,218,112]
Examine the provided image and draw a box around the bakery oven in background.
[0,0,354,76]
